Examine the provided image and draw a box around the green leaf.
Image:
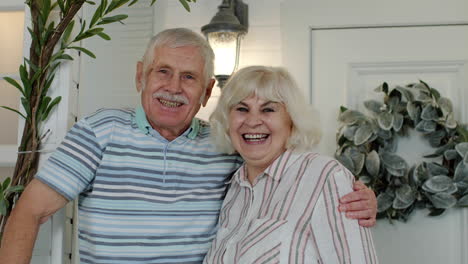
[105,0,131,14]
[393,113,404,132]
[0,106,26,119]
[178,0,191,11]
[85,0,96,4]
[42,96,62,121]
[0,199,6,216]
[428,192,457,209]
[455,142,468,158]
[426,162,449,176]
[422,175,454,193]
[5,185,24,195]
[444,149,459,160]
[344,147,365,175]
[437,97,453,115]
[363,100,383,114]
[407,101,420,121]
[39,96,52,117]
[377,112,394,131]
[421,104,439,121]
[338,110,365,125]
[336,154,355,173]
[454,162,468,182]
[21,97,30,117]
[57,0,65,13]
[62,20,75,45]
[57,54,74,61]
[377,192,394,213]
[90,0,105,27]
[2,177,11,192]
[395,184,415,205]
[415,120,436,134]
[75,28,104,41]
[412,163,428,185]
[381,152,407,170]
[354,124,373,145]
[129,0,140,6]
[68,46,96,58]
[3,77,25,96]
[97,32,111,40]
[365,150,380,177]
[458,194,468,207]
[97,14,128,25]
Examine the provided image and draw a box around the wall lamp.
[201,0,248,88]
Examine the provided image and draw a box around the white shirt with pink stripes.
[203,150,378,264]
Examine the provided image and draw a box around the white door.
[281,1,468,264]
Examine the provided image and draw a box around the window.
[0,10,24,177]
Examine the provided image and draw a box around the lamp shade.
[206,31,242,77]
[202,0,248,87]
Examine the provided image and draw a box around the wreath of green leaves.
[335,81,468,222]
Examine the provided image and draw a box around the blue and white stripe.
[36,108,242,263]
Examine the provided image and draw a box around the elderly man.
[0,28,376,264]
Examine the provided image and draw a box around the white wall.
[79,0,283,120]
[162,0,283,120]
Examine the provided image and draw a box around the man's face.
[136,45,214,140]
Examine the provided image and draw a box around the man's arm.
[0,179,68,264]
[339,181,377,227]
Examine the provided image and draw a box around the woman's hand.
[338,181,377,227]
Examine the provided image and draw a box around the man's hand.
[338,181,377,227]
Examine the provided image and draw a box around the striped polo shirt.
[36,107,242,264]
[204,150,378,264]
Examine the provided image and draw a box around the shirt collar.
[233,149,300,185]
[134,105,200,140]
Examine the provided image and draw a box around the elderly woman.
[204,66,378,264]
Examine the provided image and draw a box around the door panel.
[310,25,468,155]
[281,1,468,263]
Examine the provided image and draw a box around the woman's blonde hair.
[210,65,322,154]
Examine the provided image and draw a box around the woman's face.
[228,94,293,171]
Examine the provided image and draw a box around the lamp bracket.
[233,0,248,31]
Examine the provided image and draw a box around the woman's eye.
[235,107,248,112]
[262,108,275,113]
[158,69,168,74]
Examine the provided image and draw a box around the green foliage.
[0,0,198,229]
[0,178,24,216]
[336,81,468,222]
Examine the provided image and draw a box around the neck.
[246,165,267,185]
[151,122,190,141]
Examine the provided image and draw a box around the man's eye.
[158,69,168,74]
[183,74,194,80]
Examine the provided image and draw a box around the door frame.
[279,1,468,263]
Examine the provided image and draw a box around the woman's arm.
[310,167,378,263]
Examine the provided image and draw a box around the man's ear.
[202,79,216,107]
[135,61,143,92]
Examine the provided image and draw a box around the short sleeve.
[35,118,103,201]
[309,163,378,263]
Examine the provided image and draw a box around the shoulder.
[84,108,135,129]
[196,118,212,138]
[292,151,353,181]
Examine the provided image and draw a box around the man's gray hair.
[210,65,322,154]
[141,28,215,86]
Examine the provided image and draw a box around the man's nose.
[165,75,182,93]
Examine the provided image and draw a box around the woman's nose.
[245,113,263,127]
